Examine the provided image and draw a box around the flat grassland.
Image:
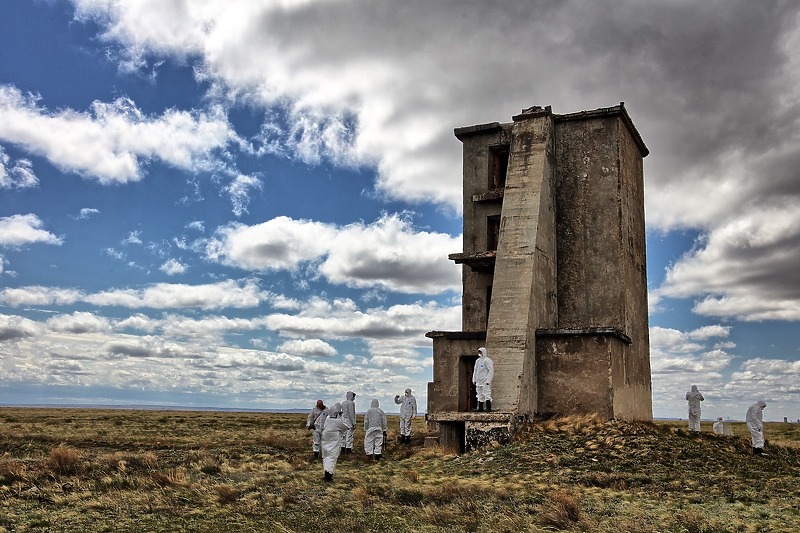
[1,408,798,532]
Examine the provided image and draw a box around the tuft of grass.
[392,486,425,506]
[46,445,83,476]
[214,484,242,504]
[538,490,582,530]
[402,469,418,483]
[200,463,222,476]
[426,481,465,505]
[535,413,606,434]
[0,457,28,484]
[150,467,187,488]
[673,509,719,533]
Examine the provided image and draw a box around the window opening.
[489,146,510,189]
[487,215,501,251]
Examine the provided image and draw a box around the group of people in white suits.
[685,385,770,455]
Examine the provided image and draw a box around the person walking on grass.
[321,403,353,481]
[394,388,417,444]
[306,400,328,459]
[746,400,768,456]
[340,391,357,455]
[685,385,704,432]
[364,398,388,460]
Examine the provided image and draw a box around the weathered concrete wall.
[426,331,485,413]
[457,124,511,331]
[616,116,653,419]
[555,115,625,329]
[537,332,624,417]
[485,110,558,416]
[553,110,652,420]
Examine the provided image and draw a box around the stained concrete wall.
[426,331,485,413]
[458,124,510,331]
[485,111,558,415]
[536,331,624,417]
[552,110,652,420]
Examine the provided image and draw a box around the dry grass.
[46,445,83,476]
[0,407,798,532]
[538,490,582,530]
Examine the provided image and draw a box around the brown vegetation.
[0,408,798,532]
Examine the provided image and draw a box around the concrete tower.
[426,104,652,452]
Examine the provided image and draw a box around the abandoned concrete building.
[426,103,653,452]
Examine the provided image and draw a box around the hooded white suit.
[321,403,352,477]
[473,347,494,405]
[306,400,328,453]
[746,400,767,451]
[685,385,704,432]
[394,388,417,438]
[340,391,357,450]
[363,398,388,456]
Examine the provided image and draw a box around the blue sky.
[1,0,798,421]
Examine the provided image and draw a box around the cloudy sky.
[1,0,799,420]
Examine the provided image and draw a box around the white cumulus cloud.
[0,214,62,247]
[205,213,460,294]
[0,85,237,183]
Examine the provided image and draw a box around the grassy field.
[1,408,798,532]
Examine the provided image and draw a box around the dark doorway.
[460,355,479,411]
[487,215,500,251]
[489,146,510,189]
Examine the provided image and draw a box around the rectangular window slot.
[489,146,510,189]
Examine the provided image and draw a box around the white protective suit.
[746,400,767,451]
[306,401,328,453]
[712,417,725,436]
[685,385,704,432]
[321,403,352,477]
[473,347,495,405]
[363,399,388,456]
[394,388,417,438]
[340,391,357,451]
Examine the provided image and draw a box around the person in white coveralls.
[340,391,356,454]
[394,388,417,444]
[473,347,495,412]
[746,400,768,456]
[363,398,388,460]
[685,385,704,432]
[321,403,352,481]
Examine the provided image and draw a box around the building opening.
[489,145,510,189]
[460,355,479,412]
[487,215,500,251]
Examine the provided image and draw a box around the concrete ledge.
[426,411,513,423]
[448,251,496,271]
[554,102,649,157]
[536,326,632,344]
[454,122,503,140]
[472,188,504,203]
[425,330,486,340]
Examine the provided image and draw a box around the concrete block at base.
[465,420,512,450]
[424,436,440,448]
